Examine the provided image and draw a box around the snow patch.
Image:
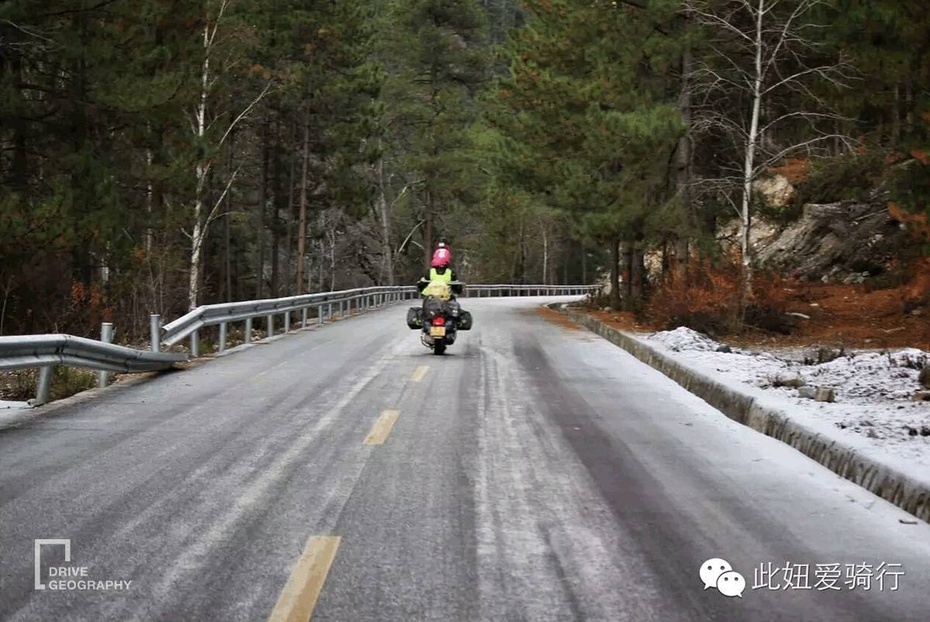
[0,400,29,410]
[649,327,721,352]
[643,330,930,474]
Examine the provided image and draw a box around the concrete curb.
[552,303,930,525]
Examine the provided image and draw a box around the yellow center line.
[267,535,341,622]
[410,365,429,382]
[363,410,400,445]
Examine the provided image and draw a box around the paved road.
[0,297,929,621]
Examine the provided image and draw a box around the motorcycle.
[405,280,472,355]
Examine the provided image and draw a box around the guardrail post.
[35,366,52,406]
[302,307,308,328]
[190,331,199,358]
[266,314,274,339]
[327,302,333,320]
[245,318,252,343]
[219,322,227,353]
[284,311,290,334]
[150,314,161,352]
[99,322,114,388]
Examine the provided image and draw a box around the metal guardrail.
[464,284,595,297]
[0,283,597,408]
[158,283,598,354]
[0,328,188,406]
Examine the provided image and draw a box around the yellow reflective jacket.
[420,267,454,299]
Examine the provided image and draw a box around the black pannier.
[406,307,423,329]
[458,310,473,330]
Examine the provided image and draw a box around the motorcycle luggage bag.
[406,307,423,329]
[458,310,473,330]
[422,298,445,318]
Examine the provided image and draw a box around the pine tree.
[490,0,683,309]
[380,0,491,273]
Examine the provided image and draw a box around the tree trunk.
[423,188,434,271]
[376,145,394,285]
[284,119,297,296]
[623,240,634,310]
[223,132,235,302]
[255,121,269,299]
[581,241,587,284]
[10,54,28,191]
[609,236,621,310]
[270,122,281,298]
[296,115,310,293]
[631,240,645,307]
[188,19,211,311]
[145,143,154,255]
[224,195,232,301]
[673,22,694,283]
[740,0,765,303]
[541,220,549,285]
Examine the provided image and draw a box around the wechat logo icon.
[700,558,746,598]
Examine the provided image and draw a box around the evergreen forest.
[3,0,929,339]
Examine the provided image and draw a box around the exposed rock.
[718,217,781,256]
[753,174,796,208]
[798,385,836,402]
[716,344,733,353]
[919,366,930,389]
[754,198,910,282]
[774,374,806,388]
[912,391,930,402]
[842,272,870,285]
[803,346,844,365]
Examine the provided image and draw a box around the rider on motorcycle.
[417,242,457,293]
[417,241,464,317]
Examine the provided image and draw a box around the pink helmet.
[431,246,451,268]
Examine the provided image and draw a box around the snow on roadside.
[0,400,29,410]
[645,327,930,473]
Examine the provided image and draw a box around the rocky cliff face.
[592,176,918,294]
[754,197,911,283]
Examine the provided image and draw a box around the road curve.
[0,297,928,621]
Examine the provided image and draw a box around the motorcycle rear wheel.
[432,340,446,355]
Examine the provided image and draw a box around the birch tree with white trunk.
[186,0,271,310]
[687,0,853,299]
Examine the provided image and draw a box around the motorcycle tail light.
[432,317,445,326]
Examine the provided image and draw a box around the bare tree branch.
[685,0,853,297]
[218,81,273,149]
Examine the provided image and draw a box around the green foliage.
[5,0,930,332]
[790,152,886,211]
[379,0,493,273]
[489,0,683,247]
